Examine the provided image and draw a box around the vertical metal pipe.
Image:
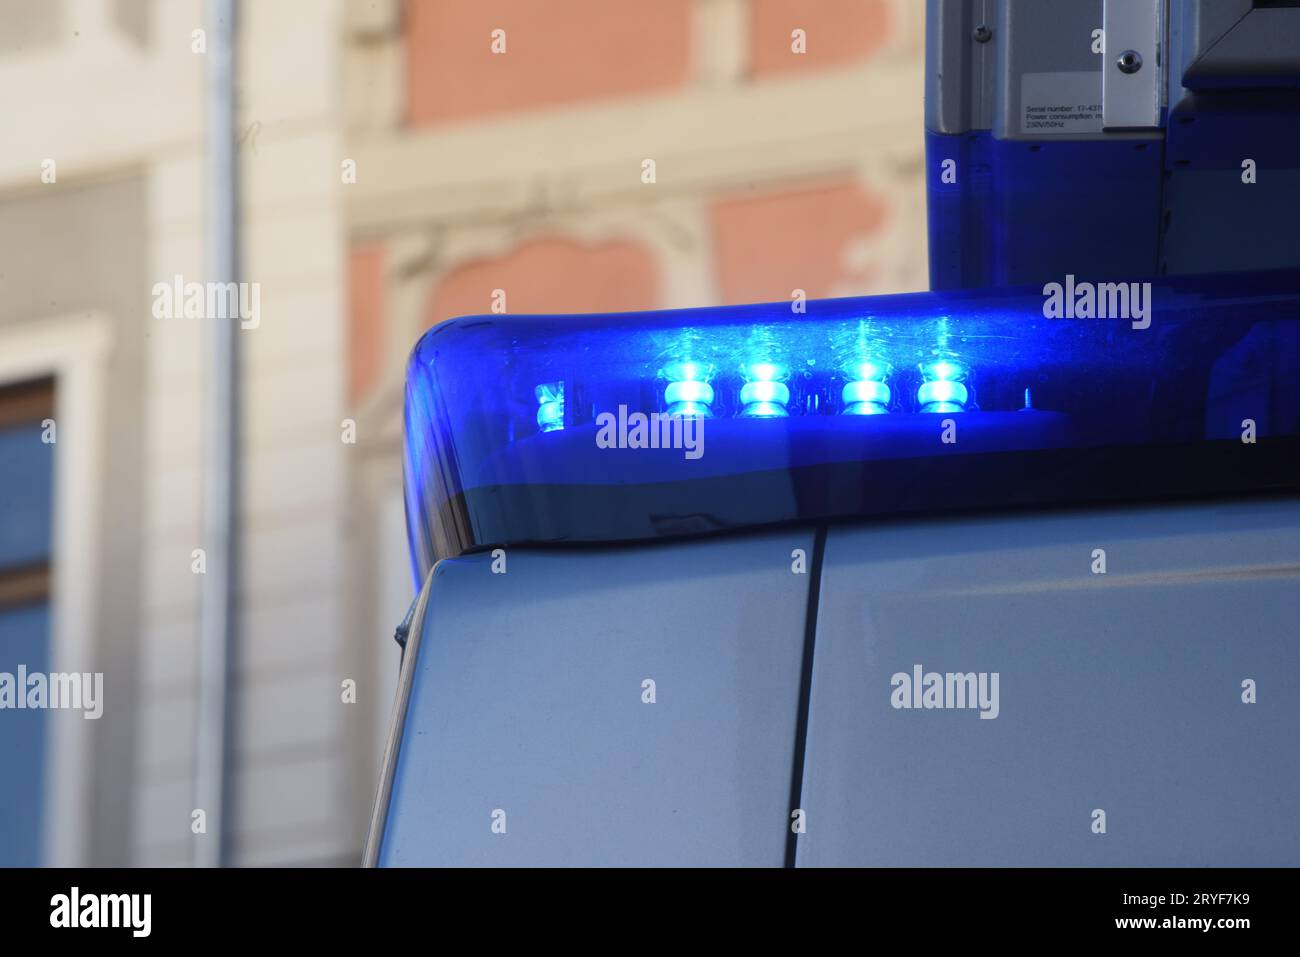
[194,0,239,869]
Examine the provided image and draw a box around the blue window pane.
[0,602,50,866]
[0,423,55,569]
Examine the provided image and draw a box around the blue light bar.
[404,271,1300,581]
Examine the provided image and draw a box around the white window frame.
[0,311,112,866]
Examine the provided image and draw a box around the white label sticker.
[1020,71,1103,134]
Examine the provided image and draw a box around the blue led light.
[661,359,715,417]
[840,358,892,415]
[663,359,709,382]
[842,377,891,414]
[746,362,784,382]
[665,379,715,406]
[844,359,887,382]
[833,321,892,415]
[917,358,969,413]
[739,359,790,417]
[535,382,564,432]
[740,379,790,405]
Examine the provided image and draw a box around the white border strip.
[0,312,113,866]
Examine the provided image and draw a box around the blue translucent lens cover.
[404,271,1300,581]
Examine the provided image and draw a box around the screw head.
[1117,49,1143,74]
[973,24,992,43]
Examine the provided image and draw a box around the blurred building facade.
[0,0,925,866]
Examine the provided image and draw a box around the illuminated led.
[917,379,969,406]
[665,380,715,406]
[739,380,790,406]
[663,360,708,382]
[917,359,970,413]
[739,360,790,417]
[846,360,886,382]
[838,358,892,415]
[841,378,891,414]
[833,321,892,415]
[535,382,564,432]
[661,360,715,417]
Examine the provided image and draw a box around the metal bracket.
[1102,0,1163,129]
